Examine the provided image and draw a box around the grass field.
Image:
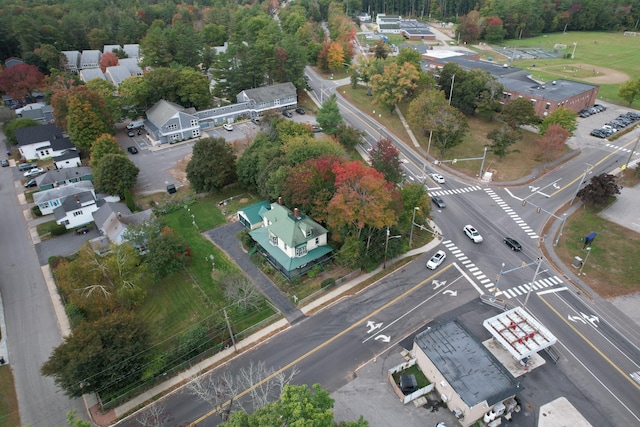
[501,31,640,104]
[0,366,20,427]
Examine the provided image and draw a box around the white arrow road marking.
[366,320,383,334]
[375,335,391,342]
[433,280,447,290]
[567,315,587,324]
[443,290,458,296]
[581,312,600,327]
[528,185,540,192]
[552,183,560,189]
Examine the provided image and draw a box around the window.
[167,123,178,131]
[190,119,198,127]
[306,229,313,238]
[295,246,308,257]
[73,210,83,216]
[270,235,278,246]
[192,129,200,138]
[274,99,281,106]
[315,237,320,245]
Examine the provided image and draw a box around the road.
[0,132,84,426]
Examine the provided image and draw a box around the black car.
[590,129,606,138]
[75,227,90,235]
[282,110,293,118]
[295,107,305,115]
[578,110,590,118]
[431,195,446,208]
[24,178,37,188]
[504,237,522,251]
[594,103,607,111]
[127,146,139,154]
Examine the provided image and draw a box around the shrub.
[307,264,323,278]
[31,205,42,216]
[124,189,135,212]
[321,278,336,289]
[50,223,68,236]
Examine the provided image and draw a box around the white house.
[33,181,95,216]
[92,201,154,244]
[54,191,99,229]
[15,124,76,161]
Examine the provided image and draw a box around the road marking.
[428,185,481,197]
[538,295,640,392]
[187,263,456,426]
[536,286,568,295]
[500,275,564,298]
[484,188,539,238]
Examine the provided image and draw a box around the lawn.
[554,204,640,298]
[0,366,20,427]
[501,31,640,105]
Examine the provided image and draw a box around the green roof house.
[249,202,332,279]
[237,200,272,230]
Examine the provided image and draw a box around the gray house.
[62,51,81,73]
[79,68,106,83]
[123,44,140,60]
[93,201,154,245]
[37,166,92,190]
[105,65,134,86]
[80,50,101,69]
[145,100,200,144]
[118,58,143,76]
[236,82,297,118]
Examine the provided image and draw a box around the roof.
[80,50,101,67]
[92,202,154,242]
[238,201,271,226]
[482,307,557,360]
[118,58,142,75]
[147,100,192,126]
[38,167,92,187]
[62,51,80,66]
[106,65,132,85]
[50,137,75,152]
[53,149,81,162]
[261,203,327,247]
[15,124,63,147]
[123,44,140,59]
[103,45,122,54]
[33,181,94,205]
[53,191,96,219]
[80,68,106,82]
[237,82,297,104]
[414,320,520,407]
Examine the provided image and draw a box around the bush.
[50,223,68,236]
[31,205,42,217]
[307,264,323,278]
[124,189,135,212]
[321,278,336,289]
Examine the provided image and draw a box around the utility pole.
[223,308,237,352]
[409,207,419,248]
[448,74,455,105]
[524,257,543,307]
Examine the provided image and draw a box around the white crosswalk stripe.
[429,186,482,197]
[484,188,539,239]
[500,276,565,299]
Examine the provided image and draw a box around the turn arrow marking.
[366,320,383,333]
[375,335,391,343]
[443,290,457,296]
[433,280,447,290]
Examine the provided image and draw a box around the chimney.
[74,195,80,202]
[117,212,122,219]
[278,197,282,205]
[294,208,299,218]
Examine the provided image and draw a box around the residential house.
[123,44,140,61]
[249,202,332,279]
[118,58,143,76]
[145,100,200,145]
[105,65,134,87]
[103,44,122,55]
[79,68,106,83]
[237,201,272,230]
[62,50,81,73]
[4,57,24,68]
[15,124,76,161]
[236,82,297,118]
[356,12,372,22]
[80,50,101,69]
[92,201,154,244]
[33,181,95,216]
[412,320,520,426]
[37,166,92,190]
[15,103,54,124]
[52,149,81,169]
[54,190,99,229]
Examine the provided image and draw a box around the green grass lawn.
[0,366,20,427]
[501,32,640,105]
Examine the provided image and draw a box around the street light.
[570,163,593,206]
[554,213,568,247]
[524,257,543,307]
[448,74,455,105]
[383,227,402,269]
[409,207,420,248]
[579,247,592,275]
[491,262,506,301]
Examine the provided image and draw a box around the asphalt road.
[0,133,85,426]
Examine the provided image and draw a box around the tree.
[372,40,391,59]
[93,153,139,197]
[487,126,521,159]
[576,173,620,206]
[3,117,40,145]
[500,98,538,129]
[282,136,345,166]
[394,47,423,69]
[316,94,343,135]
[371,62,420,112]
[618,78,640,106]
[41,312,150,398]
[145,227,191,279]
[223,273,263,311]
[0,63,45,101]
[407,90,469,156]
[99,51,119,72]
[369,138,403,185]
[335,123,364,150]
[458,10,482,43]
[536,124,569,165]
[90,134,122,167]
[539,106,577,135]
[483,16,506,43]
[186,137,237,193]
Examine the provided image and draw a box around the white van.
[126,119,145,130]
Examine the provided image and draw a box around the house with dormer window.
[15,124,76,161]
[144,100,200,145]
[249,201,332,279]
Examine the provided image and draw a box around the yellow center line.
[187,264,454,426]
[538,295,640,391]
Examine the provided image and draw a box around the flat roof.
[415,320,520,407]
[483,306,557,360]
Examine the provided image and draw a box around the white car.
[463,225,483,243]
[431,173,445,184]
[23,167,45,178]
[223,123,233,131]
[426,250,447,270]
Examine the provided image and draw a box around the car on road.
[127,146,139,154]
[24,167,45,177]
[1,159,8,167]
[251,117,261,125]
[75,226,90,235]
[503,237,522,251]
[24,178,37,188]
[282,110,293,118]
[127,130,136,137]
[426,250,447,270]
[223,123,234,131]
[463,224,483,243]
[431,173,445,184]
[295,107,305,115]
[431,195,446,208]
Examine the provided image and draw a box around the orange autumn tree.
[327,161,400,249]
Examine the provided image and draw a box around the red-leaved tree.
[0,64,45,102]
[99,52,119,72]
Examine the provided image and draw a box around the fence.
[387,358,434,404]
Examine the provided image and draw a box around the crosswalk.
[484,188,539,239]
[601,142,639,156]
[442,240,564,299]
[428,185,482,197]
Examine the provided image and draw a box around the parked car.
[223,123,234,131]
[251,117,261,125]
[282,110,293,118]
[1,159,8,167]
[463,224,483,243]
[311,125,323,133]
[426,250,447,270]
[295,107,305,115]
[24,179,37,188]
[127,146,138,154]
[166,184,177,194]
[127,130,136,137]
[578,110,590,118]
[593,103,607,111]
[503,237,522,251]
[24,167,45,177]
[431,173,445,184]
[75,226,90,235]
[18,163,37,172]
[431,195,446,208]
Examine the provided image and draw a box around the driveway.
[205,222,305,324]
[35,227,100,265]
